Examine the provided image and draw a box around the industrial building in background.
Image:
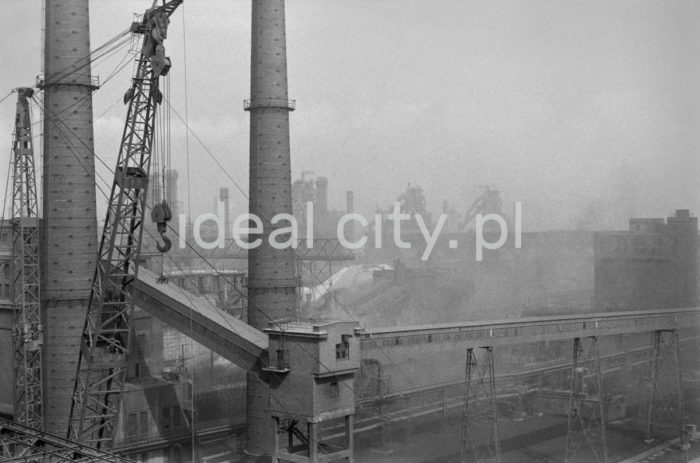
[594,209,699,311]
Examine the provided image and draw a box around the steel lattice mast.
[11,87,44,431]
[67,0,182,449]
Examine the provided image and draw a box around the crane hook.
[151,200,172,253]
[155,232,171,253]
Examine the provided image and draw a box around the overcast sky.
[1,0,699,231]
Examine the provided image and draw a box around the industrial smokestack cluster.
[41,0,98,435]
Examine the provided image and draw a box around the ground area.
[352,396,700,463]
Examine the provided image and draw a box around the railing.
[35,72,101,89]
[243,97,296,111]
[360,307,700,351]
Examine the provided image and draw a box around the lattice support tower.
[0,417,132,462]
[564,337,608,463]
[10,87,44,431]
[644,329,685,445]
[66,0,182,449]
[460,346,501,463]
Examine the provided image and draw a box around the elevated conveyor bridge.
[359,307,700,354]
[131,269,700,375]
[134,267,268,373]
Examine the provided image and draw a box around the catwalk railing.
[358,307,700,353]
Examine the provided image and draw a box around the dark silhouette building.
[594,210,699,310]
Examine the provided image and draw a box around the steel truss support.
[10,87,43,432]
[564,337,608,463]
[460,346,501,463]
[296,258,333,306]
[0,417,132,463]
[644,329,684,444]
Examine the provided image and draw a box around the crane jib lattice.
[67,0,183,449]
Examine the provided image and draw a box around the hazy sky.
[1,0,699,231]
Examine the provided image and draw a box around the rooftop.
[264,317,357,336]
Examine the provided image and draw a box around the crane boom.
[11,87,43,431]
[67,0,182,449]
[459,186,503,232]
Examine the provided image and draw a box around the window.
[276,349,289,369]
[127,412,137,437]
[137,334,148,357]
[161,407,172,431]
[335,335,350,360]
[330,381,339,398]
[126,410,150,437]
[139,410,148,435]
[172,406,181,428]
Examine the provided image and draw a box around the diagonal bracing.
[66,0,183,449]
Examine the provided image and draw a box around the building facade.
[594,210,699,310]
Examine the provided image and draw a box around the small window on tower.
[330,381,339,398]
[139,410,148,435]
[161,407,172,431]
[276,349,289,369]
[335,336,350,360]
[172,406,181,428]
[126,412,137,437]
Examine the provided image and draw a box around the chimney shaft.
[346,190,355,242]
[219,187,230,239]
[41,0,98,435]
[245,0,297,457]
[316,176,328,216]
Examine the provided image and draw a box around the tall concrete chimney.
[40,0,98,435]
[245,0,297,458]
[315,176,328,216]
[219,187,230,239]
[346,190,354,215]
[346,190,355,242]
